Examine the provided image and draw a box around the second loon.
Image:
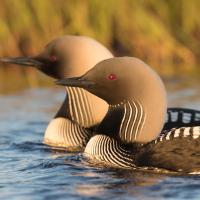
[57,57,200,173]
[0,35,113,149]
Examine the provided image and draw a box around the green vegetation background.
[0,0,200,93]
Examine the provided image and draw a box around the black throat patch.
[97,104,124,139]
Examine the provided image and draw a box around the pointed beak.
[56,77,95,88]
[0,57,43,68]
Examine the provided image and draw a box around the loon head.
[0,35,113,79]
[57,57,167,143]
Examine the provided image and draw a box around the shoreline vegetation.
[1,0,200,93]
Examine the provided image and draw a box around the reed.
[0,0,200,92]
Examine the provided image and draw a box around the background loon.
[0,35,113,149]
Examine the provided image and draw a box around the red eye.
[50,55,57,62]
[108,74,117,80]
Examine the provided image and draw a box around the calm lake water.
[0,77,200,200]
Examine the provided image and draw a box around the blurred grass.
[1,0,200,93]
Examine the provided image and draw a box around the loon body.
[0,35,113,149]
[57,57,200,173]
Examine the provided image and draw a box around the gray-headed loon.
[57,57,200,173]
[0,35,113,149]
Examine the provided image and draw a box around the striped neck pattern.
[119,100,146,143]
[67,87,95,128]
[106,100,146,143]
[84,100,147,168]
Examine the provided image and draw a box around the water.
[0,79,200,200]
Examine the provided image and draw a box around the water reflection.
[74,168,166,196]
[0,78,200,199]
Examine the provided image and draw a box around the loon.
[0,35,113,149]
[1,35,199,150]
[57,57,200,173]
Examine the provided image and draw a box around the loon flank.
[0,35,113,149]
[57,57,200,173]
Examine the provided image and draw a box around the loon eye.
[50,55,57,62]
[108,74,117,81]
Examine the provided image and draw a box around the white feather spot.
[174,129,180,138]
[182,113,192,123]
[171,112,178,122]
[192,127,200,139]
[183,127,190,137]
[159,135,165,142]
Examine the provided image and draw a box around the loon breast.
[84,134,136,168]
[44,117,91,149]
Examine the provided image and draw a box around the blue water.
[0,79,200,200]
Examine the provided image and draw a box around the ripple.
[0,87,200,200]
[10,141,49,152]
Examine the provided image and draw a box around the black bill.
[56,77,95,88]
[0,57,43,67]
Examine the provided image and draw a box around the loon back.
[137,126,200,173]
[164,108,200,131]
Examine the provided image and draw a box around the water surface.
[0,78,200,200]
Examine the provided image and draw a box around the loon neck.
[97,99,146,143]
[66,87,108,128]
[97,101,125,139]
[66,87,95,127]
[54,87,98,127]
